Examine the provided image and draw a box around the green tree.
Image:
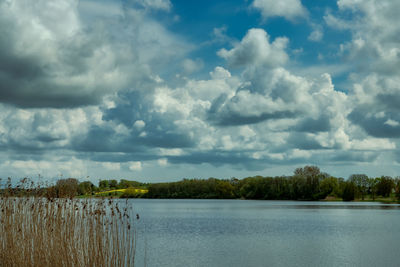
[349,174,369,200]
[78,181,95,195]
[109,179,118,189]
[99,180,109,190]
[342,181,356,201]
[376,176,394,197]
[320,177,339,198]
[395,178,400,201]
[118,179,141,189]
[293,166,321,200]
[368,178,378,200]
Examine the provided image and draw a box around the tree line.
[4,166,400,201]
[144,166,400,201]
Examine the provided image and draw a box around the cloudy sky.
[1,0,400,182]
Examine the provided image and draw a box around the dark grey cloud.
[329,151,379,163]
[0,2,117,108]
[209,109,297,126]
[167,152,270,171]
[286,133,325,150]
[76,151,157,163]
[292,115,331,133]
[377,93,400,111]
[100,91,196,149]
[207,92,299,126]
[349,105,400,138]
[0,0,188,108]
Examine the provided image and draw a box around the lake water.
[131,199,400,267]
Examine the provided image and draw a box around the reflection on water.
[130,199,400,267]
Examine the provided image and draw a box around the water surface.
[132,199,400,267]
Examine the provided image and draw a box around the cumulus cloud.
[182,58,204,75]
[326,0,400,75]
[0,0,187,108]
[326,1,400,139]
[0,103,99,152]
[218,29,288,68]
[0,0,125,107]
[132,0,172,11]
[2,0,400,179]
[251,0,308,21]
[308,26,323,42]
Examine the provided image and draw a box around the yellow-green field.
[95,188,148,196]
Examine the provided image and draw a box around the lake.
[131,199,400,267]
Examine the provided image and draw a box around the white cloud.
[3,0,400,179]
[351,138,396,151]
[289,149,311,159]
[133,120,146,130]
[101,162,121,171]
[210,66,231,79]
[385,119,400,127]
[325,1,400,139]
[308,28,323,42]
[158,158,168,166]
[182,58,204,74]
[0,0,189,108]
[326,0,400,75]
[218,28,288,68]
[1,157,88,179]
[252,0,307,21]
[158,148,185,156]
[135,0,172,11]
[129,161,142,171]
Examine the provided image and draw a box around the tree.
[109,179,118,189]
[342,181,356,201]
[99,180,109,190]
[118,179,141,189]
[56,178,79,198]
[294,166,321,200]
[349,174,368,200]
[368,178,378,200]
[78,181,95,195]
[376,176,394,197]
[320,177,339,198]
[395,178,400,201]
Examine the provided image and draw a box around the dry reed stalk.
[0,179,136,267]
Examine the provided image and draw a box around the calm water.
[131,199,400,267]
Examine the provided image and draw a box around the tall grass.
[0,179,136,266]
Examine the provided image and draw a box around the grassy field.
[95,187,149,197]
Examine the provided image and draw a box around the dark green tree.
[342,181,356,201]
[368,178,378,200]
[109,179,118,189]
[376,176,394,197]
[293,166,321,200]
[320,177,339,198]
[349,174,369,200]
[78,181,95,195]
[99,180,109,190]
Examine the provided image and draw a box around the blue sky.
[1,0,400,183]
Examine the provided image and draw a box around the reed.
[0,179,136,267]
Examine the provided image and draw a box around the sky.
[1,0,400,183]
